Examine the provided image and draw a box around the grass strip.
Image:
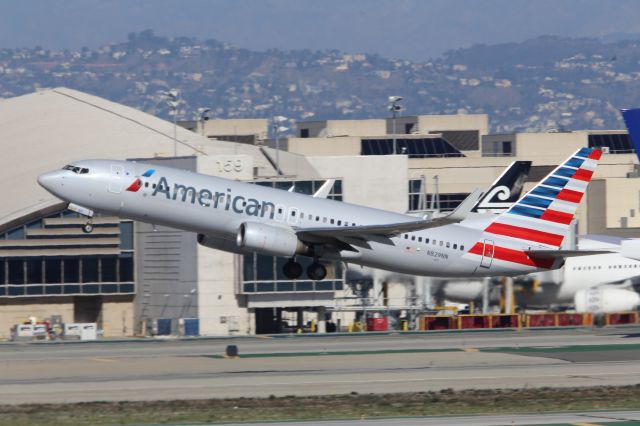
[207,343,640,359]
[208,347,459,358]
[2,385,640,426]
[480,343,640,353]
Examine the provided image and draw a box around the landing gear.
[282,259,303,279]
[307,262,327,281]
[82,221,94,234]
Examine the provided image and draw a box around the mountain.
[1,30,640,132]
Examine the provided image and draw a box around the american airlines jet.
[37,147,603,281]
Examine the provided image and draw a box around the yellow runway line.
[90,357,117,363]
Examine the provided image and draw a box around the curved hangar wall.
[0,87,314,338]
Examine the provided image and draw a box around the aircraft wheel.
[307,262,327,281]
[282,260,303,279]
[82,222,94,234]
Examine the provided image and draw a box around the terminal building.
[0,87,638,338]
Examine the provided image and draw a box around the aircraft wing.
[525,249,615,259]
[297,188,482,242]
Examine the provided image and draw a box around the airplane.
[470,160,531,214]
[438,235,640,313]
[347,159,532,286]
[37,147,603,281]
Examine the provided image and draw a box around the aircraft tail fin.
[482,147,602,249]
[471,161,532,213]
[621,108,640,162]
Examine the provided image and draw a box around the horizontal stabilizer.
[621,238,640,261]
[526,249,614,260]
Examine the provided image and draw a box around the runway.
[1,327,640,404]
[213,410,640,425]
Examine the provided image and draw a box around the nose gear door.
[108,164,124,194]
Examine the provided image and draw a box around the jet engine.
[197,234,249,254]
[574,286,640,313]
[236,222,309,257]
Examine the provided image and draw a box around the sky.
[1,0,640,60]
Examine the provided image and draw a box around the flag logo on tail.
[468,147,602,269]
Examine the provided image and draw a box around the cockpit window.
[62,165,89,174]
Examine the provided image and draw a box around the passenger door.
[108,164,124,194]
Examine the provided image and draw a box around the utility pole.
[272,115,288,175]
[388,96,403,154]
[163,90,180,156]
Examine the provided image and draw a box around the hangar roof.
[0,87,312,230]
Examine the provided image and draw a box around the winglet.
[447,188,484,221]
[313,179,336,198]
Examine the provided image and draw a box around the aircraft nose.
[37,170,64,192]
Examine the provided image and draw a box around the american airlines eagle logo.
[126,169,156,192]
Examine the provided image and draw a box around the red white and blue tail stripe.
[468,147,602,270]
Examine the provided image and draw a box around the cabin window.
[425,238,430,244]
[323,217,327,223]
[411,235,415,241]
[440,241,444,246]
[418,237,422,242]
[337,220,342,226]
[460,245,464,251]
[291,211,296,217]
[404,234,408,239]
[330,219,335,224]
[453,244,457,249]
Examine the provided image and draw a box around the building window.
[300,128,309,138]
[63,258,79,283]
[242,253,344,293]
[405,123,415,134]
[588,133,634,154]
[408,179,469,212]
[8,259,24,284]
[362,138,464,158]
[82,258,99,283]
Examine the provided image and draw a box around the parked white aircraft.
[438,241,640,313]
[37,148,603,281]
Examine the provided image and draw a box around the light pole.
[197,107,210,137]
[388,96,403,155]
[163,90,180,156]
[273,115,288,175]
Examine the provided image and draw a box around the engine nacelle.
[439,280,485,303]
[236,222,308,257]
[574,286,640,313]
[197,234,249,254]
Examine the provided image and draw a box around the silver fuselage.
[37,160,554,278]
